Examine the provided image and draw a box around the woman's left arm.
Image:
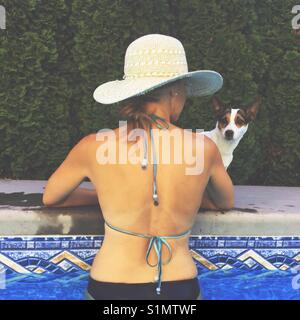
[42,134,98,207]
[45,187,99,207]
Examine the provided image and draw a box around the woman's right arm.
[202,139,234,210]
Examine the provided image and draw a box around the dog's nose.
[225,130,234,140]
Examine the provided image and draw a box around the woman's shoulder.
[201,134,218,154]
[189,131,219,165]
[79,130,117,144]
[76,133,97,146]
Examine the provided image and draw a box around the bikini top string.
[141,114,169,206]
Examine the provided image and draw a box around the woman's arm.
[200,188,220,210]
[43,134,96,207]
[45,187,99,207]
[207,143,234,209]
[200,138,234,210]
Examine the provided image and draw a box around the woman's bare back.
[86,124,213,283]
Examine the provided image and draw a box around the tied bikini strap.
[104,220,191,295]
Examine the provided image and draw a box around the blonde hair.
[118,79,185,132]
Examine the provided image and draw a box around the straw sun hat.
[93,34,223,104]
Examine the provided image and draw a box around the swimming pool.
[1,235,299,300]
[0,267,299,300]
[0,182,299,300]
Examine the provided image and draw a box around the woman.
[43,34,234,300]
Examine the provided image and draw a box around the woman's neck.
[145,103,171,122]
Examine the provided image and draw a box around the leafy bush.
[0,0,299,185]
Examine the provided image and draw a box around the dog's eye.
[236,119,245,126]
[219,118,227,125]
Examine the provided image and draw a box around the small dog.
[203,96,261,169]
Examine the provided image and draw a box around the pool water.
[1,269,299,300]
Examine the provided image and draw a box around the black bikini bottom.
[85,276,202,300]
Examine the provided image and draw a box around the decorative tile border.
[0,236,300,275]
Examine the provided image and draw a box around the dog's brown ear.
[245,96,261,122]
[212,96,226,116]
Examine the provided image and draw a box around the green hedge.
[0,0,72,178]
[0,0,299,185]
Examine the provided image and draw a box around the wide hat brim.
[93,70,223,105]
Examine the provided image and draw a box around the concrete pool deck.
[0,179,299,236]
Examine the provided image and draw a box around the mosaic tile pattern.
[0,236,300,275]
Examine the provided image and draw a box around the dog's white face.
[217,108,249,142]
[212,97,261,142]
